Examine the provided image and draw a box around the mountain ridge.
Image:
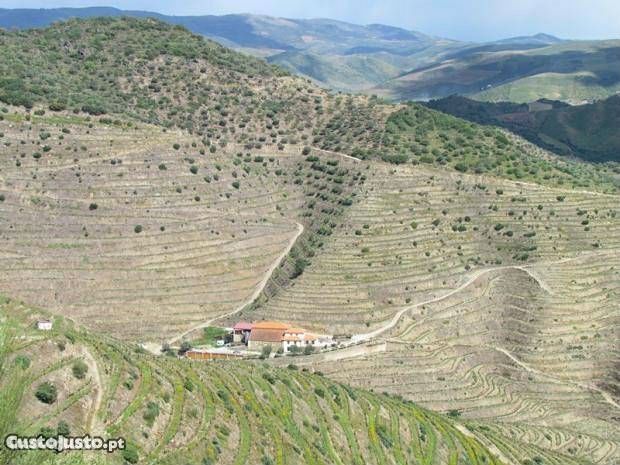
[0,6,587,97]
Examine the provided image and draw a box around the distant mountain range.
[1,7,619,103]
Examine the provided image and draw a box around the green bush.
[49,102,67,112]
[72,360,88,379]
[57,421,71,436]
[143,401,160,427]
[381,153,409,164]
[14,355,30,369]
[184,378,194,392]
[35,382,58,404]
[260,345,272,359]
[122,444,139,464]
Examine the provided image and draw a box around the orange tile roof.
[252,321,289,330]
[249,328,285,343]
[282,335,301,342]
[285,327,306,334]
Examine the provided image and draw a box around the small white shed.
[36,319,53,331]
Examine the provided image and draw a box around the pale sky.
[2,0,620,41]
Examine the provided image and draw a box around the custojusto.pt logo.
[3,434,126,453]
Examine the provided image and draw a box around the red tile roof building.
[244,321,333,353]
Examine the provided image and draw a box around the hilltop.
[3,7,620,104]
[2,7,620,105]
[1,17,616,191]
[0,7,454,92]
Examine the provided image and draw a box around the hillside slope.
[0,296,557,465]
[0,18,618,465]
[425,94,620,163]
[375,40,620,103]
[1,17,616,191]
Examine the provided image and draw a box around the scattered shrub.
[14,355,30,369]
[57,421,70,436]
[72,360,89,379]
[35,382,58,404]
[143,401,160,427]
[122,445,139,464]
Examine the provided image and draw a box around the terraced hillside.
[1,17,618,194]
[0,296,568,465]
[258,162,620,463]
[312,101,619,192]
[261,164,620,463]
[305,252,620,464]
[252,160,620,333]
[0,112,303,341]
[0,17,618,465]
[0,107,374,342]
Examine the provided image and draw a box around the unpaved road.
[350,263,552,344]
[85,349,104,434]
[168,222,304,344]
[349,250,613,344]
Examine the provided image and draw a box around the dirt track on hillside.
[168,222,304,344]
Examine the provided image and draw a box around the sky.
[2,0,620,41]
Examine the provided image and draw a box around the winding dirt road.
[349,250,615,344]
[350,262,552,343]
[168,222,304,344]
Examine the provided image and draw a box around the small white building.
[281,327,334,353]
[36,319,53,331]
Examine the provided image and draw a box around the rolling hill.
[0,17,618,465]
[425,94,620,163]
[3,7,620,104]
[374,39,620,103]
[0,6,456,92]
